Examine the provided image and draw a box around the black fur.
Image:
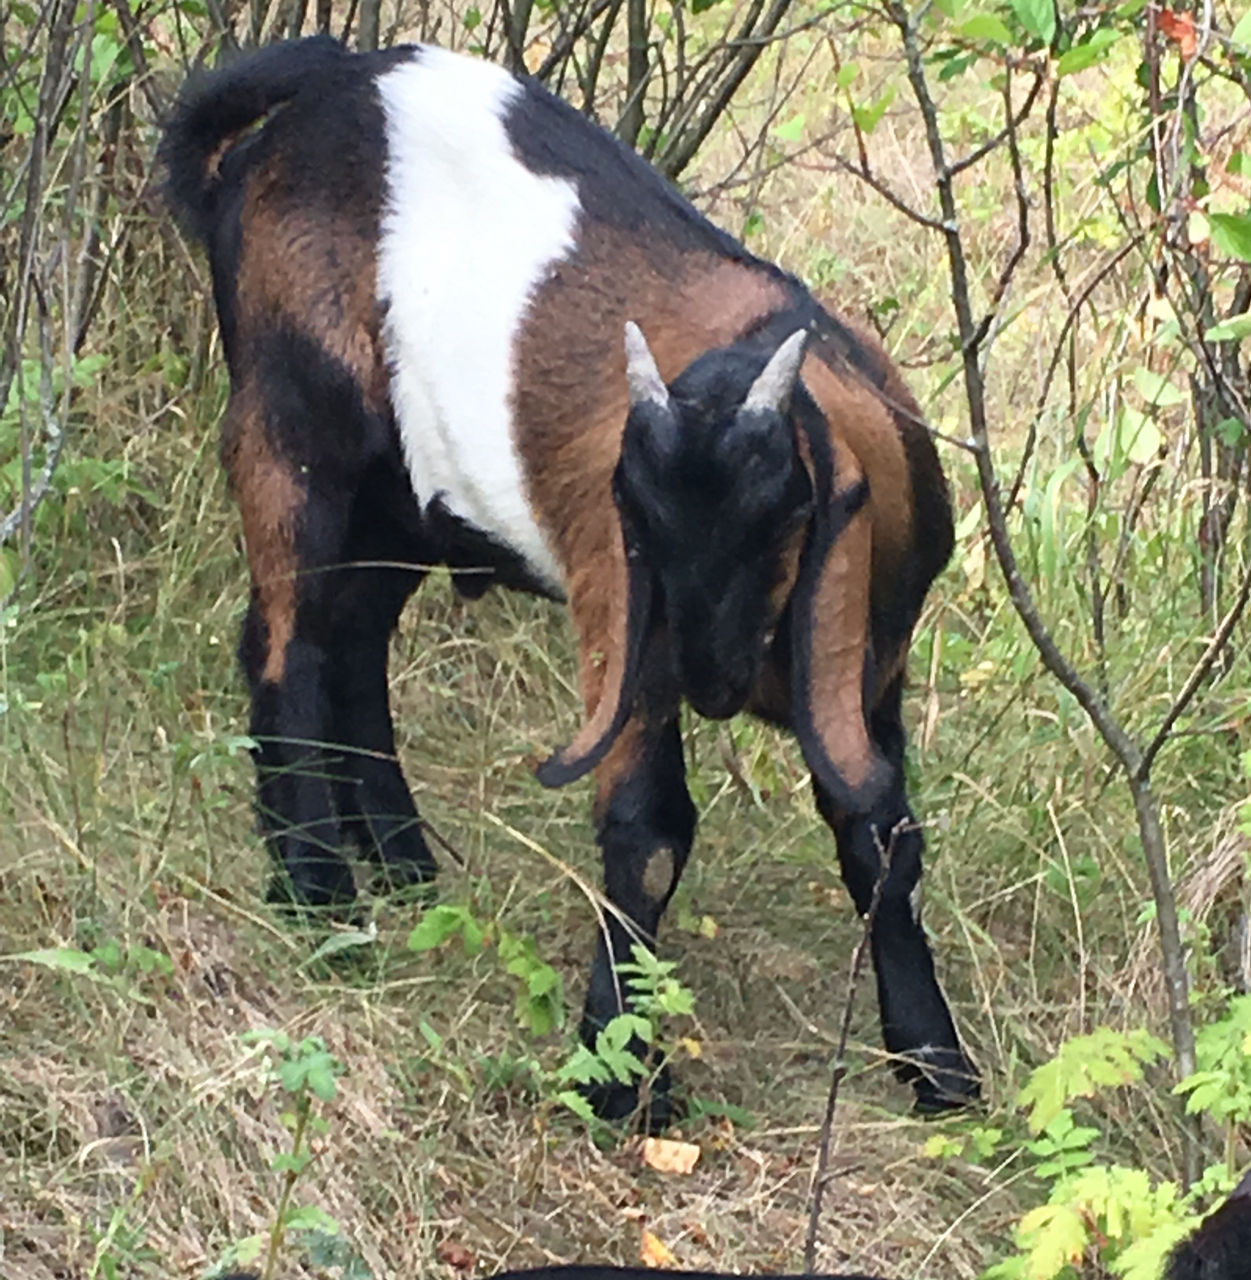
[1165,1173,1251,1280]
[612,331,814,723]
[506,73,763,264]
[814,674,974,1109]
[239,329,436,906]
[161,36,349,242]
[579,719,695,1126]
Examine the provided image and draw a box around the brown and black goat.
[161,35,978,1122]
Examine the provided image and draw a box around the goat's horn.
[743,328,808,415]
[624,321,672,412]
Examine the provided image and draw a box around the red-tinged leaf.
[1158,9,1197,58]
[438,1240,476,1271]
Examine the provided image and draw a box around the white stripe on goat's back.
[376,48,580,588]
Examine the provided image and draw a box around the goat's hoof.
[580,1070,678,1133]
[908,1049,981,1115]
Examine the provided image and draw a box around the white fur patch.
[376,48,581,590]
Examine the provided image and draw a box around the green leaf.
[1057,29,1121,76]
[1210,212,1251,261]
[772,113,805,144]
[1133,366,1186,408]
[557,1088,598,1122]
[1214,416,1245,447]
[1204,313,1251,341]
[408,904,472,952]
[1017,1028,1169,1132]
[957,13,1012,43]
[557,1044,612,1086]
[1009,0,1056,43]
[306,1062,338,1102]
[304,925,377,966]
[278,1059,308,1093]
[271,1151,311,1174]
[221,1233,266,1264]
[835,62,859,89]
[283,1204,340,1234]
[1019,1202,1087,1278]
[851,87,895,133]
[11,947,98,974]
[0,546,18,598]
[1232,10,1251,49]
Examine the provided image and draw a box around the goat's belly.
[376,48,579,594]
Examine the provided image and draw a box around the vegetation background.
[3,0,1251,1277]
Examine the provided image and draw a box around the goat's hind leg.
[817,675,979,1111]
[233,439,356,909]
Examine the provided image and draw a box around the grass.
[4,10,1251,1280]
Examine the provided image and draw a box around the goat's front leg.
[581,718,696,1127]
[816,676,979,1111]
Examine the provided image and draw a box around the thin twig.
[803,822,898,1272]
[1139,557,1251,778]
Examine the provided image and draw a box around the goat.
[1164,1169,1251,1280]
[160,35,978,1122]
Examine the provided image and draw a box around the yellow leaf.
[679,1036,703,1060]
[642,1137,701,1175]
[640,1229,679,1269]
[959,660,996,688]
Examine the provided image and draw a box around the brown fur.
[800,352,914,578]
[221,385,304,684]
[807,481,880,790]
[236,172,387,409]
[592,719,647,820]
[220,161,388,689]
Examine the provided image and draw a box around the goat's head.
[613,323,812,719]
[538,322,891,814]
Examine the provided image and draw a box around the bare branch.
[803,822,897,1273]
[947,62,1044,178]
[0,292,68,548]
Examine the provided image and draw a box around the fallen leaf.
[640,1228,678,1269]
[642,1136,701,1175]
[437,1239,475,1271]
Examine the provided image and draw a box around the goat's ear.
[535,520,653,788]
[789,475,893,812]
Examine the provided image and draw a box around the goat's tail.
[160,35,350,244]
